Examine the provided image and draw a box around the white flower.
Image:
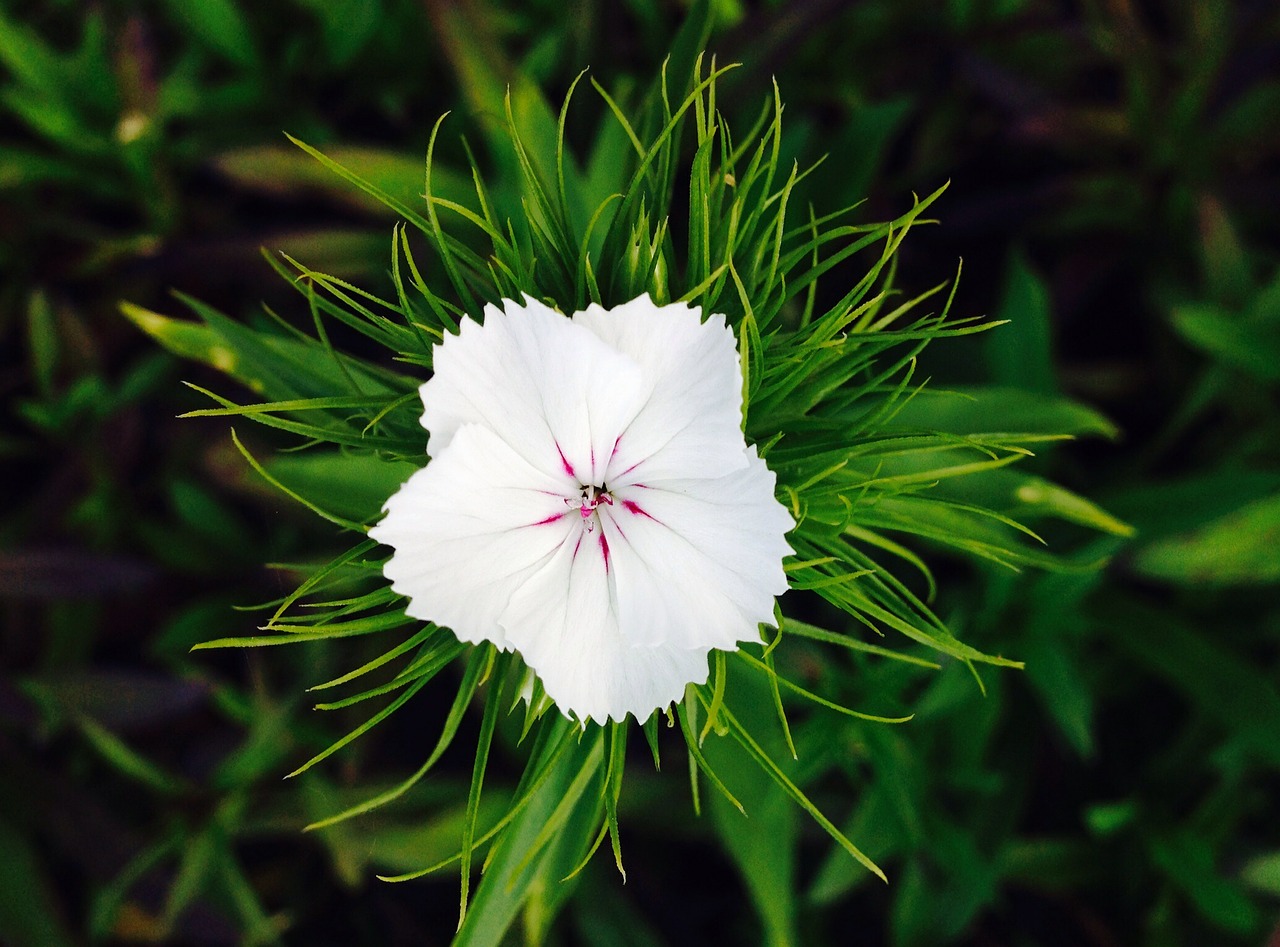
[370,294,794,723]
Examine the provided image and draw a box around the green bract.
[126,52,1124,940]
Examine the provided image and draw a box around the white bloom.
[370,294,794,723]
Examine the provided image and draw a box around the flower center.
[568,484,613,531]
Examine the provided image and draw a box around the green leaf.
[75,715,188,794]
[1084,801,1137,837]
[212,144,472,215]
[266,453,419,523]
[1,84,101,152]
[1197,197,1252,309]
[737,650,913,724]
[1108,601,1280,768]
[986,249,1056,395]
[451,730,604,947]
[799,97,912,205]
[781,617,941,669]
[0,10,69,100]
[306,644,486,830]
[708,695,885,882]
[124,298,407,406]
[160,0,259,68]
[459,648,503,927]
[121,302,235,368]
[360,793,512,877]
[26,290,57,398]
[214,841,280,943]
[997,837,1098,890]
[212,695,295,790]
[265,229,389,280]
[1020,634,1094,757]
[1103,469,1280,537]
[287,659,445,777]
[1132,492,1280,585]
[1171,303,1280,383]
[230,429,368,532]
[884,386,1118,439]
[703,667,800,946]
[291,0,380,65]
[163,827,216,931]
[602,723,628,881]
[1151,832,1260,934]
[1002,474,1133,536]
[0,817,76,947]
[0,148,83,188]
[1240,850,1280,897]
[90,835,178,941]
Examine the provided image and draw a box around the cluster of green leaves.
[855,228,1280,947]
[5,285,369,945]
[1065,211,1280,941]
[129,32,1122,939]
[790,4,1280,941]
[0,3,467,944]
[0,0,438,228]
[700,4,1279,940]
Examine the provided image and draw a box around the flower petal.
[422,295,645,486]
[370,423,576,649]
[574,297,749,485]
[602,447,794,650]
[499,532,712,723]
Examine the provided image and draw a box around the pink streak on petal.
[527,511,569,527]
[621,499,659,522]
[555,441,577,480]
[572,532,583,563]
[598,531,611,574]
[610,435,622,457]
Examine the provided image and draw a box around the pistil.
[567,484,613,530]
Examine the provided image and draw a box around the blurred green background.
[2,0,1278,944]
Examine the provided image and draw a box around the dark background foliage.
[2,0,1278,944]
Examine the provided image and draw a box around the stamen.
[567,484,613,531]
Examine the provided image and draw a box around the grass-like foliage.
[125,48,1125,939]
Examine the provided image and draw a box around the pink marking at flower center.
[566,484,613,531]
